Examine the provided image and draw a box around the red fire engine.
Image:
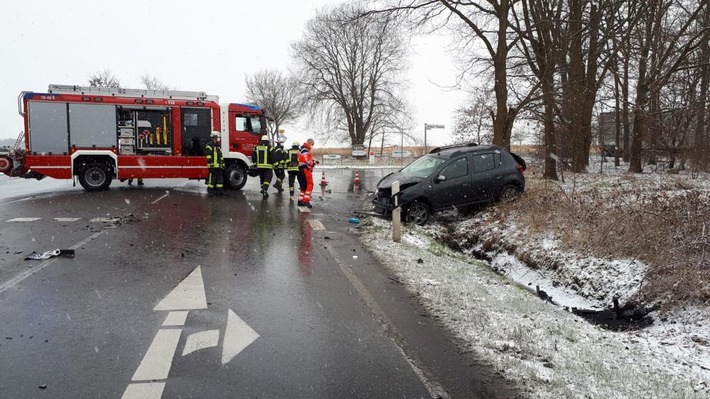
[0,84,268,191]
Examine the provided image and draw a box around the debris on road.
[24,249,75,260]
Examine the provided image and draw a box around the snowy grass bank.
[360,219,709,398]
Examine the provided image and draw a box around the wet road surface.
[0,170,515,399]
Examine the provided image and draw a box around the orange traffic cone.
[354,170,361,184]
[320,171,328,186]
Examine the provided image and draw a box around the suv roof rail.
[429,142,478,154]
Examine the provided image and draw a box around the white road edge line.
[0,230,106,294]
[325,244,452,399]
[0,197,33,207]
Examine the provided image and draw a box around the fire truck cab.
[0,84,268,191]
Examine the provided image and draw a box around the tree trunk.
[492,0,512,150]
[542,70,559,180]
[629,89,648,173]
[622,55,631,163]
[567,0,587,173]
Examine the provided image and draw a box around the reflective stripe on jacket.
[254,144,273,169]
[204,139,223,168]
[287,148,300,172]
[273,145,287,169]
[298,145,314,170]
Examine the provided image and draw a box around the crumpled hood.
[376,171,424,190]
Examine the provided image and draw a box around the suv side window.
[472,153,500,173]
[441,157,469,179]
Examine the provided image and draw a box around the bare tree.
[367,0,537,150]
[627,0,709,173]
[88,68,120,88]
[141,74,172,91]
[245,70,303,141]
[452,89,494,144]
[513,0,564,179]
[690,4,710,173]
[292,3,409,147]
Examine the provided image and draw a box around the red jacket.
[298,143,314,171]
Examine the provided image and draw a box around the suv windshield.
[400,154,446,178]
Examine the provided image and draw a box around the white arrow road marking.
[162,311,189,326]
[222,309,260,365]
[154,266,207,311]
[131,329,182,381]
[308,219,325,231]
[183,329,220,356]
[124,266,260,397]
[6,217,41,222]
[121,382,165,399]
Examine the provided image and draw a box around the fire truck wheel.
[224,163,247,190]
[0,155,12,174]
[78,163,113,192]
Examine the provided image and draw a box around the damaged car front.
[371,154,446,220]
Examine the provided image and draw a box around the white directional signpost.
[122,266,260,399]
[424,123,445,154]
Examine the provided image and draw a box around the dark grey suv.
[372,143,526,225]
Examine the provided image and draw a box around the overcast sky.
[0,0,465,148]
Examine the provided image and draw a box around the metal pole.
[424,124,427,154]
[400,129,404,166]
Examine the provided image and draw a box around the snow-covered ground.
[358,161,710,398]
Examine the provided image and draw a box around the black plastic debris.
[570,298,659,331]
[24,249,75,261]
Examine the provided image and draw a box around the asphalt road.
[0,170,515,399]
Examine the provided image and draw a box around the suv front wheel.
[405,200,430,225]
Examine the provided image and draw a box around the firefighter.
[287,141,301,199]
[205,131,225,196]
[297,138,315,208]
[252,135,274,198]
[272,137,287,193]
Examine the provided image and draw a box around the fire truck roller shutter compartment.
[69,103,117,148]
[134,108,171,152]
[28,101,69,154]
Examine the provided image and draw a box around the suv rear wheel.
[498,184,521,203]
[405,201,430,225]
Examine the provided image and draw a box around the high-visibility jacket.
[287,147,300,172]
[298,144,314,170]
[273,145,287,169]
[253,143,274,169]
[204,139,224,168]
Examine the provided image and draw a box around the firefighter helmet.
[292,141,300,147]
[211,131,220,138]
[261,135,269,141]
